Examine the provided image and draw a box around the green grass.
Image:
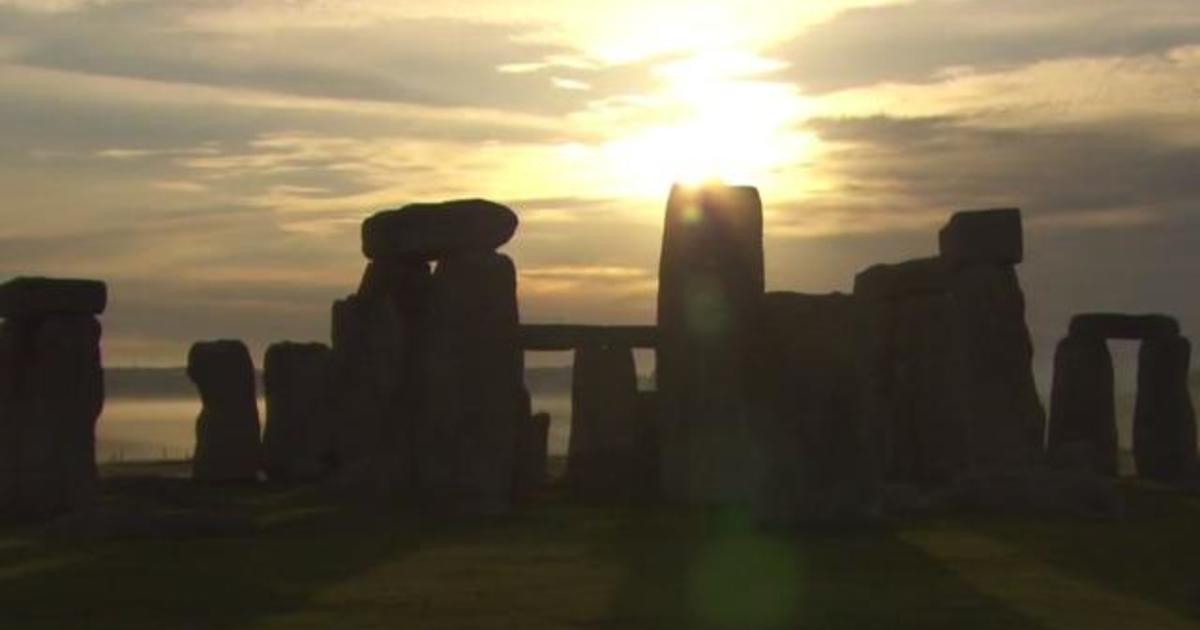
[2,462,1200,629]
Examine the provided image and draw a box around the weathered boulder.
[1133,335,1197,481]
[938,208,1023,268]
[567,345,643,499]
[362,199,518,262]
[188,340,261,482]
[262,342,335,482]
[657,183,763,505]
[6,315,103,516]
[750,293,879,525]
[1069,313,1180,341]
[1047,336,1118,475]
[0,277,107,318]
[947,265,1046,469]
[419,252,523,514]
[519,324,657,351]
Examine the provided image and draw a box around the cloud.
[772,0,1200,93]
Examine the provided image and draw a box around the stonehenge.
[189,340,261,482]
[567,344,644,499]
[1048,313,1197,481]
[0,277,105,518]
[262,342,335,481]
[657,184,764,505]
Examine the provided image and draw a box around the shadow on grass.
[956,482,1200,622]
[597,507,1040,630]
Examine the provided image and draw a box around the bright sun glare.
[596,50,815,195]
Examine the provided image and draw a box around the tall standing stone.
[1134,336,1197,481]
[0,277,105,518]
[189,340,260,482]
[568,344,641,499]
[657,184,764,505]
[263,342,335,482]
[419,252,523,514]
[1047,335,1117,475]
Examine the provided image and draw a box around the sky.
[1,0,1198,384]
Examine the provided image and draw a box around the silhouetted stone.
[514,392,549,499]
[1048,336,1117,475]
[0,320,23,510]
[657,184,763,505]
[1133,336,1197,481]
[0,277,107,318]
[7,315,103,516]
[751,293,879,525]
[362,199,518,261]
[568,344,643,499]
[938,208,1023,268]
[853,257,949,301]
[419,252,523,514]
[519,324,657,351]
[188,340,260,482]
[263,342,335,482]
[948,265,1046,469]
[1069,313,1180,340]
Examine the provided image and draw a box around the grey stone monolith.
[263,342,335,482]
[1047,336,1117,475]
[568,344,641,499]
[419,251,523,514]
[189,340,260,482]
[1134,335,1197,481]
[657,183,764,505]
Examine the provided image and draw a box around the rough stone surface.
[0,277,107,318]
[519,324,657,351]
[1133,335,1197,481]
[262,342,335,482]
[938,208,1024,268]
[750,293,880,525]
[1069,313,1180,340]
[853,257,949,301]
[568,345,644,499]
[948,265,1046,469]
[188,340,261,482]
[1047,336,1118,475]
[657,184,763,505]
[2,315,104,517]
[362,199,518,261]
[419,252,523,514]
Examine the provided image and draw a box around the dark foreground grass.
[2,463,1200,629]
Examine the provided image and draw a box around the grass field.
[2,461,1199,629]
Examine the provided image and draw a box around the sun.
[597,50,816,196]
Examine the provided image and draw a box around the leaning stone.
[15,315,103,516]
[853,257,949,301]
[188,340,261,482]
[1047,335,1117,475]
[1133,335,1197,481]
[362,199,518,261]
[938,208,1024,268]
[418,251,523,514]
[262,342,335,482]
[567,344,641,499]
[657,184,763,505]
[1069,313,1180,340]
[947,265,1046,469]
[0,277,107,318]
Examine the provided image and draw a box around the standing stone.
[16,315,103,515]
[263,342,335,482]
[946,262,1046,470]
[1047,336,1118,475]
[750,293,878,524]
[938,208,1023,268]
[0,320,21,510]
[514,392,550,500]
[189,340,260,482]
[568,344,641,499]
[657,184,764,505]
[419,252,523,514]
[1134,336,1197,481]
